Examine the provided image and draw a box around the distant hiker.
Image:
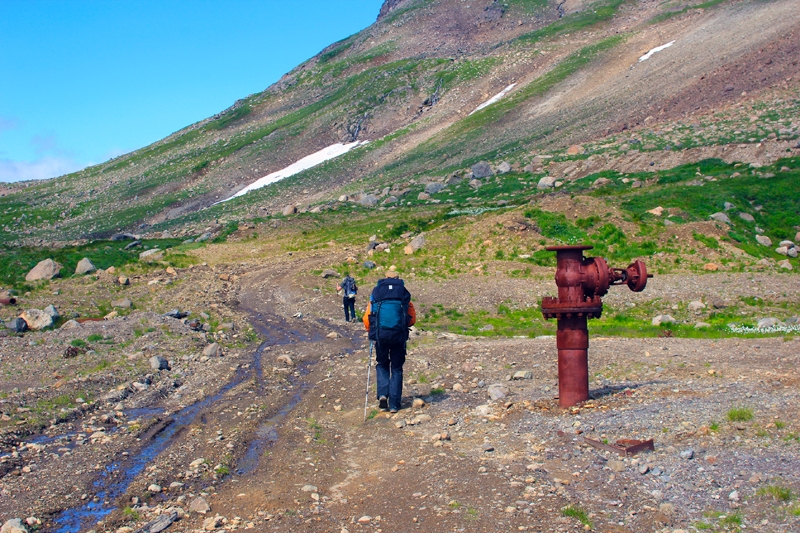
[363,268,416,413]
[337,274,358,322]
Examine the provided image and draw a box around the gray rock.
[363,261,376,270]
[111,233,136,241]
[607,460,626,472]
[357,194,379,207]
[149,356,170,371]
[7,318,28,333]
[404,234,425,255]
[424,182,446,194]
[202,343,222,357]
[0,518,27,533]
[301,484,318,492]
[196,232,214,242]
[282,204,297,216]
[757,317,780,329]
[694,322,711,329]
[321,269,339,278]
[202,516,223,530]
[780,240,796,248]
[189,496,211,514]
[417,192,430,201]
[139,249,163,261]
[382,195,397,205]
[638,464,650,475]
[776,246,789,256]
[680,449,694,460]
[709,212,731,224]
[468,179,482,190]
[112,298,133,309]
[723,202,735,210]
[471,161,493,179]
[687,301,705,313]
[512,370,533,380]
[755,234,772,246]
[651,314,676,326]
[496,161,512,174]
[60,319,81,329]
[593,177,612,188]
[738,212,755,222]
[25,259,61,282]
[487,383,509,401]
[537,176,557,190]
[789,248,798,258]
[44,304,60,320]
[74,257,97,275]
[124,240,142,250]
[778,259,792,270]
[20,309,53,330]
[141,511,178,533]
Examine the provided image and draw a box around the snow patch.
[221,141,369,202]
[469,83,517,115]
[638,41,675,62]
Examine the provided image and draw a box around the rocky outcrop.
[377,0,411,20]
[25,259,61,282]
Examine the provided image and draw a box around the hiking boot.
[378,396,388,410]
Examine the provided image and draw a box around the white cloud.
[0,156,86,183]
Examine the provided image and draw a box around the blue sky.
[0,0,384,182]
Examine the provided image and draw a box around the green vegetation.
[524,208,586,244]
[757,484,795,502]
[561,505,592,528]
[727,407,754,422]
[516,0,627,45]
[70,339,87,348]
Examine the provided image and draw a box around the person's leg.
[387,343,406,411]
[342,297,350,321]
[374,343,390,408]
[346,299,356,322]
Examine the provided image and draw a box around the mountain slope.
[0,0,798,247]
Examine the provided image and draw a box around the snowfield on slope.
[470,83,516,115]
[222,141,369,202]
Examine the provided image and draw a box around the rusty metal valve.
[540,245,651,408]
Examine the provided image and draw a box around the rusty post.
[0,297,17,306]
[541,245,651,408]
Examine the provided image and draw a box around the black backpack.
[341,276,357,298]
[368,278,411,345]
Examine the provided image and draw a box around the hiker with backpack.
[362,268,416,413]
[337,274,358,322]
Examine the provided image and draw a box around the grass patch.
[727,407,754,422]
[757,484,795,502]
[524,208,587,244]
[561,505,592,528]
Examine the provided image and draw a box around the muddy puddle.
[48,309,352,532]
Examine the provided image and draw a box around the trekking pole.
[363,341,373,422]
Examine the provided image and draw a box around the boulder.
[487,383,509,401]
[593,177,612,188]
[202,343,222,357]
[757,318,780,329]
[382,195,398,205]
[566,144,585,155]
[496,161,512,174]
[779,240,795,248]
[703,263,719,271]
[468,179,482,190]
[74,258,97,275]
[25,259,61,282]
[190,496,211,514]
[0,518,27,533]
[404,234,425,255]
[357,194,379,207]
[694,322,711,329]
[338,195,349,202]
[44,304,60,320]
[111,233,136,241]
[647,206,664,216]
[195,232,212,242]
[651,314,676,326]
[778,259,792,270]
[776,246,789,256]
[687,301,705,313]
[537,176,557,190]
[139,249,163,262]
[112,298,133,309]
[363,261,376,269]
[471,161,493,179]
[417,192,431,201]
[709,212,731,225]
[321,269,339,278]
[755,235,772,246]
[149,356,170,371]
[282,205,297,216]
[738,212,755,222]
[424,182,446,194]
[723,202,736,210]
[124,240,142,250]
[789,248,798,258]
[60,319,81,329]
[7,318,28,333]
[20,309,54,330]
[512,370,533,380]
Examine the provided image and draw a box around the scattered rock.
[755,235,772,246]
[496,161,512,174]
[321,269,339,278]
[412,398,426,409]
[424,182,446,194]
[357,194,379,207]
[593,177,612,188]
[282,205,297,216]
[7,318,28,333]
[703,263,719,271]
[60,319,81,329]
[468,179,482,189]
[140,511,178,533]
[203,343,223,357]
[44,304,60,320]
[417,192,430,201]
[680,449,694,460]
[301,485,318,492]
[112,298,133,309]
[124,240,142,250]
[149,356,170,371]
[647,206,664,216]
[694,322,711,329]
[74,258,97,275]
[607,460,626,472]
[118,276,130,285]
[651,315,676,326]
[709,212,731,224]
[566,144,585,155]
[276,354,294,366]
[687,301,705,313]
[723,202,736,210]
[471,161,493,179]
[139,249,163,262]
[20,309,54,330]
[363,261,376,269]
[404,234,425,255]
[537,176,557,190]
[487,383,509,400]
[778,259,792,270]
[757,318,780,329]
[0,518,27,533]
[512,370,533,380]
[25,259,61,282]
[738,212,755,222]
[202,515,223,531]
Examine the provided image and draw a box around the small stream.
[49,308,336,533]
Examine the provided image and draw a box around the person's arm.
[407,301,416,327]
[362,301,371,330]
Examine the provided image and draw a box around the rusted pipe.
[0,297,17,306]
[541,245,651,408]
